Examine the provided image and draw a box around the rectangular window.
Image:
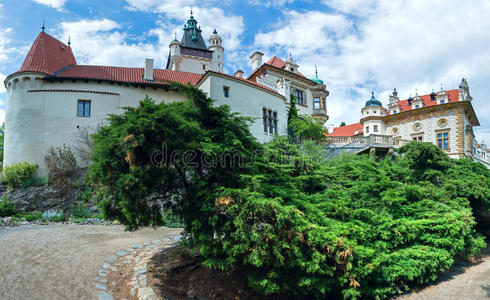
[77,100,91,117]
[273,112,278,135]
[223,86,229,98]
[437,131,449,149]
[373,125,378,132]
[296,90,304,105]
[203,64,206,70]
[268,110,273,134]
[365,126,369,133]
[263,108,268,133]
[322,97,326,109]
[411,133,424,142]
[314,97,321,109]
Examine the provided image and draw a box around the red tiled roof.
[391,89,460,114]
[265,56,306,78]
[18,32,76,75]
[15,32,202,87]
[266,56,286,69]
[326,122,363,137]
[56,65,203,86]
[199,71,283,97]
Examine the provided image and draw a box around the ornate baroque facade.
[326,80,489,168]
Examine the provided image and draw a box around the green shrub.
[86,82,488,299]
[161,210,184,228]
[70,202,92,219]
[23,211,43,222]
[3,162,38,189]
[42,209,65,222]
[21,176,48,188]
[0,196,16,217]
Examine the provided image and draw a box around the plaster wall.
[198,74,288,143]
[4,73,186,175]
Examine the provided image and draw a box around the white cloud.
[57,19,164,68]
[31,0,66,11]
[0,28,13,63]
[253,1,490,141]
[125,1,244,51]
[248,0,296,8]
[0,72,6,94]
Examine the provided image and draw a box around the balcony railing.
[312,108,328,118]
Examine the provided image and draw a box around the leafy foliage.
[87,81,487,299]
[42,209,65,222]
[87,83,259,231]
[70,202,92,219]
[209,140,487,299]
[0,195,16,217]
[288,95,326,142]
[3,162,38,189]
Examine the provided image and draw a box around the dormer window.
[290,68,294,72]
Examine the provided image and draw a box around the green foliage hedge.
[0,195,15,217]
[88,83,488,299]
[3,162,38,189]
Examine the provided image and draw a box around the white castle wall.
[198,74,288,143]
[5,71,290,176]
[4,73,187,176]
[177,56,214,74]
[255,70,317,117]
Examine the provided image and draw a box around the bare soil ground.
[147,245,288,300]
[0,224,182,300]
[148,246,490,300]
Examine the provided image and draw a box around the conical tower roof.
[181,11,208,50]
[18,31,76,75]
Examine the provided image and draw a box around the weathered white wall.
[4,73,186,176]
[198,74,288,143]
[176,55,213,74]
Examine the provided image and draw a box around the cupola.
[365,91,382,107]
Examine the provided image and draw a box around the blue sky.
[1,0,490,142]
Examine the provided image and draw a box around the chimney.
[144,58,154,81]
[250,51,264,72]
[234,70,244,78]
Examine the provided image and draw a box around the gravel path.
[0,224,182,300]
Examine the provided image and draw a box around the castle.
[325,84,490,168]
[3,13,328,175]
[3,12,488,174]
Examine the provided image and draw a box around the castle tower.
[284,54,299,73]
[387,88,401,114]
[208,29,224,73]
[168,34,182,71]
[166,11,223,74]
[360,92,387,136]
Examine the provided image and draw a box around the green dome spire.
[310,65,324,84]
[365,91,382,107]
